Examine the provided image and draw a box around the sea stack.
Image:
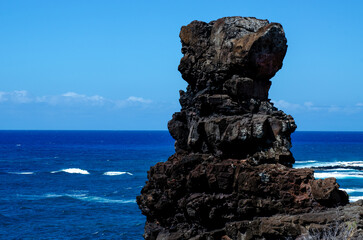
[137,17,358,239]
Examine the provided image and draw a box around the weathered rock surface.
[222,200,363,240]
[137,17,354,239]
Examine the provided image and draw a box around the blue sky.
[0,0,362,130]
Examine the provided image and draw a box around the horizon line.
[0,129,362,133]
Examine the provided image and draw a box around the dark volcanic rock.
[169,17,294,163]
[178,17,286,89]
[223,200,363,240]
[137,16,351,240]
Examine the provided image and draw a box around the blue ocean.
[0,131,362,239]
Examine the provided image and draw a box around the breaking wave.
[349,196,363,202]
[8,172,34,175]
[314,172,363,179]
[295,160,317,164]
[8,169,134,176]
[51,168,90,174]
[341,188,363,193]
[295,160,363,170]
[17,193,135,204]
[103,171,133,176]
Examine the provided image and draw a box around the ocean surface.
[0,131,362,239]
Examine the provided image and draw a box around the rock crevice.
[137,17,357,240]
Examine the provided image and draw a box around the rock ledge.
[137,17,358,240]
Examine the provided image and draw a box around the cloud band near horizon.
[0,90,152,108]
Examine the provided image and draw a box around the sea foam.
[295,160,363,169]
[51,168,90,174]
[9,172,34,175]
[73,195,136,204]
[341,188,363,193]
[314,172,363,179]
[18,193,135,204]
[103,171,133,176]
[295,160,317,164]
[349,196,363,202]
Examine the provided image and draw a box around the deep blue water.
[292,131,363,202]
[0,131,362,239]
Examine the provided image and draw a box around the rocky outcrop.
[223,200,363,240]
[137,17,352,239]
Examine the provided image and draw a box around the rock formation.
[137,17,360,239]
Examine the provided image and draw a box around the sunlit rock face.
[171,16,294,165]
[137,17,351,240]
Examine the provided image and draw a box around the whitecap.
[294,160,319,168]
[8,172,34,175]
[323,168,357,171]
[322,161,363,167]
[349,196,363,202]
[44,193,68,198]
[18,193,135,204]
[315,161,363,168]
[295,160,317,164]
[314,172,363,179]
[341,161,363,167]
[341,188,363,193]
[51,168,90,174]
[295,160,363,169]
[103,171,133,176]
[72,195,136,204]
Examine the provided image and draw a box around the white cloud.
[304,102,314,108]
[114,96,152,108]
[0,90,151,108]
[126,96,152,104]
[88,95,105,102]
[60,92,105,105]
[0,90,32,103]
[273,99,363,114]
[28,91,106,106]
[62,92,82,98]
[0,92,6,102]
[272,100,301,110]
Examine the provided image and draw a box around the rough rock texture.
[223,200,363,240]
[137,17,353,239]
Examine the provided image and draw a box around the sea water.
[0,131,362,239]
[293,131,363,202]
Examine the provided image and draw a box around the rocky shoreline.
[137,17,363,239]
